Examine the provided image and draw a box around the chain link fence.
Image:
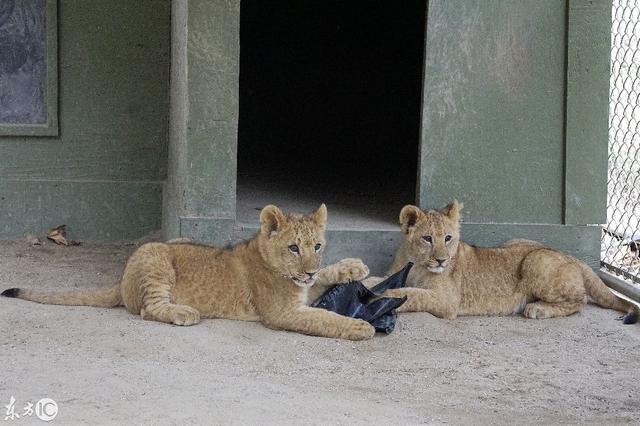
[601,0,640,285]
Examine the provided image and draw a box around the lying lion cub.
[382,200,638,323]
[2,204,376,340]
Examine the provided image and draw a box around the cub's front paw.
[383,289,411,312]
[342,319,376,341]
[362,276,385,289]
[523,303,552,319]
[171,305,201,326]
[336,258,370,283]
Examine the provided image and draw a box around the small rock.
[26,235,42,246]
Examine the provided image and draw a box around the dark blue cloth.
[312,263,413,334]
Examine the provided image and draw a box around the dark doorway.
[238,0,426,228]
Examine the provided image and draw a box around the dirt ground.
[1,238,639,425]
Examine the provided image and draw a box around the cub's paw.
[395,301,412,313]
[523,303,552,319]
[342,319,376,341]
[362,276,385,289]
[335,258,370,283]
[382,289,411,312]
[383,288,403,298]
[171,305,201,326]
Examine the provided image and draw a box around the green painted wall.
[0,0,610,273]
[564,0,611,225]
[0,0,170,240]
[420,0,567,223]
[162,0,240,245]
[418,0,610,268]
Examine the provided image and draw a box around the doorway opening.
[238,0,426,229]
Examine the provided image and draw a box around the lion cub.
[382,201,638,323]
[2,204,377,340]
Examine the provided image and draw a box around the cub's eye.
[422,236,433,244]
[288,244,299,254]
[314,243,322,252]
[445,235,452,243]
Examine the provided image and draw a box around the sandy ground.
[1,238,639,425]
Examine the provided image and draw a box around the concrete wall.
[0,0,170,240]
[162,0,240,245]
[418,0,610,267]
[0,0,611,273]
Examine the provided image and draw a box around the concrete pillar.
[163,0,240,244]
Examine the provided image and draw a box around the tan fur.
[383,201,638,320]
[8,205,376,340]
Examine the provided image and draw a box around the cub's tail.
[1,283,122,308]
[580,264,638,324]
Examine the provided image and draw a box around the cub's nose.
[435,258,447,266]
[305,271,318,279]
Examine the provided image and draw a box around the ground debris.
[25,235,42,246]
[46,225,80,246]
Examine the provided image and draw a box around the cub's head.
[258,204,327,288]
[399,200,463,274]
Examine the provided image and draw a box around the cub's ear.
[260,205,285,237]
[441,200,463,222]
[311,203,328,228]
[399,205,422,234]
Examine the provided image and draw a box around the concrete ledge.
[234,225,402,276]
[232,222,601,276]
[599,270,640,304]
[461,223,602,269]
